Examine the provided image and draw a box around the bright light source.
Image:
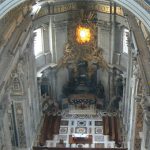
[76,26,91,44]
[34,28,43,56]
[123,28,129,54]
[32,4,41,14]
[80,30,86,38]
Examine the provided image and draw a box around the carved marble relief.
[0,58,27,148]
[10,60,25,96]
[7,104,18,147]
[11,72,24,96]
[14,102,27,147]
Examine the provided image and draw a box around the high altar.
[68,93,97,114]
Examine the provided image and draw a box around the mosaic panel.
[89,121,92,126]
[95,127,103,134]
[94,135,104,142]
[59,127,68,134]
[95,121,103,126]
[89,127,92,134]
[75,127,87,134]
[71,121,74,125]
[70,127,74,134]
[77,121,86,127]
[60,120,69,126]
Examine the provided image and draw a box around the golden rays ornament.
[76,26,91,44]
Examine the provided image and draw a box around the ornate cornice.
[33,1,123,20]
[1,0,150,31]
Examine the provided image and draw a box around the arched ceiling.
[0,0,150,30]
[113,0,150,32]
[0,0,27,19]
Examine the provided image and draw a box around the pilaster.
[133,97,143,150]
[108,2,116,101]
[48,66,57,101]
[2,111,12,150]
[12,100,27,148]
[141,96,150,150]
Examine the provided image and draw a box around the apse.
[2,0,150,149]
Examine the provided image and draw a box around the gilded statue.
[58,42,108,76]
[58,43,75,68]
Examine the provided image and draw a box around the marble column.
[49,15,55,63]
[122,75,127,121]
[3,112,12,150]
[48,66,57,101]
[128,58,141,150]
[110,2,116,65]
[124,42,132,129]
[108,2,116,101]
[52,68,57,100]
[37,78,43,116]
[49,16,57,63]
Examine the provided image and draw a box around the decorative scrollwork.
[58,10,108,77]
[58,42,108,77]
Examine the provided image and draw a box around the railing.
[33,147,128,150]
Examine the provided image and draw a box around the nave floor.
[45,110,117,148]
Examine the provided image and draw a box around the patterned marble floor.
[46,110,116,148]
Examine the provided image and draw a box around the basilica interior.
[0,0,150,150]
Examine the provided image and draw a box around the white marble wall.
[0,18,41,150]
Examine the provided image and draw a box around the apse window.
[76,26,91,44]
[34,28,43,57]
[123,28,129,54]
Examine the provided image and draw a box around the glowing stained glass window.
[76,26,91,44]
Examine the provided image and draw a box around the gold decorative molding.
[34,1,124,19]
[86,3,123,16]
[58,10,108,76]
[58,43,108,75]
